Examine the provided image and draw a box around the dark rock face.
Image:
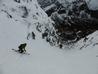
[14,0,20,3]
[88,10,98,19]
[37,0,56,8]
[41,0,98,48]
[14,0,32,3]
[45,17,98,48]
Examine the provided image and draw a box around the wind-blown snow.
[0,0,98,74]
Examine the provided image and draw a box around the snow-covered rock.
[0,0,53,35]
[75,31,98,49]
[0,0,54,49]
[88,0,98,10]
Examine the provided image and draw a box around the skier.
[18,43,27,53]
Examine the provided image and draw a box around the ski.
[12,49,30,55]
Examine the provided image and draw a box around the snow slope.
[0,0,98,74]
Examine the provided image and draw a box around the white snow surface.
[0,0,98,74]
